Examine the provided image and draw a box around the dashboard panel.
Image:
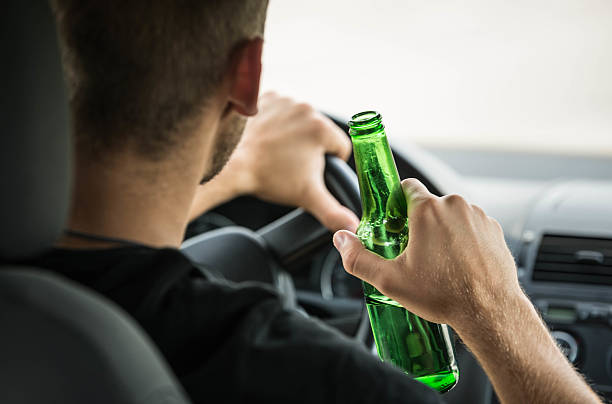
[468,178,612,400]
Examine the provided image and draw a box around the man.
[35,0,601,403]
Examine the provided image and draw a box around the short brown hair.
[52,0,268,160]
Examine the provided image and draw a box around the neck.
[352,130,404,219]
[58,139,211,250]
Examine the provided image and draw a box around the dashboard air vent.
[532,235,612,286]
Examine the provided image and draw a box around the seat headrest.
[0,0,70,260]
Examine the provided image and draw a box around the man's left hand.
[191,92,359,233]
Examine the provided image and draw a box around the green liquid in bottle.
[349,111,458,393]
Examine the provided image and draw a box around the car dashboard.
[473,178,612,398]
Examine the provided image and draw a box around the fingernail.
[333,232,347,252]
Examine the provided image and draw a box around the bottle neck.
[351,129,405,224]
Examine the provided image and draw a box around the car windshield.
[261,0,612,159]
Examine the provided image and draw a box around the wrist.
[220,149,256,196]
[450,286,532,342]
[188,150,255,221]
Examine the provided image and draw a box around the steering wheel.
[181,154,371,341]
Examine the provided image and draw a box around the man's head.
[53,0,268,181]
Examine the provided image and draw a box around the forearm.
[455,291,602,404]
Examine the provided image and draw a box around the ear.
[227,37,263,116]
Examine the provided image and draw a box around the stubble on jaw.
[200,112,247,184]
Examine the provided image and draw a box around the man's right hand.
[332,178,521,329]
[333,178,602,404]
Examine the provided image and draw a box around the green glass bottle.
[348,111,459,393]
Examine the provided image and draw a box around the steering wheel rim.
[256,156,361,266]
[256,155,372,344]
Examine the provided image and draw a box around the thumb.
[304,186,359,232]
[333,230,387,287]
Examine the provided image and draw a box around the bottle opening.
[349,111,381,127]
[348,111,384,136]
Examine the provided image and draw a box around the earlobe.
[228,38,263,116]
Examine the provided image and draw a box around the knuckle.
[310,115,327,132]
[489,217,503,232]
[471,203,486,216]
[294,101,314,115]
[280,96,295,107]
[444,194,467,206]
[401,178,422,191]
[262,90,278,98]
[307,118,332,143]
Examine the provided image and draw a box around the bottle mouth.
[348,111,384,136]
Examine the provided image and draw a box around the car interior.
[1,1,611,403]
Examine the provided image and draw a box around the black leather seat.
[0,2,191,403]
[0,270,190,404]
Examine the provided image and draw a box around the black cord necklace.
[64,229,149,248]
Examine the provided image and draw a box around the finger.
[303,185,359,232]
[258,90,279,105]
[333,230,388,286]
[470,203,487,218]
[319,118,352,161]
[401,178,436,215]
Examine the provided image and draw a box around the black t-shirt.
[29,246,443,404]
